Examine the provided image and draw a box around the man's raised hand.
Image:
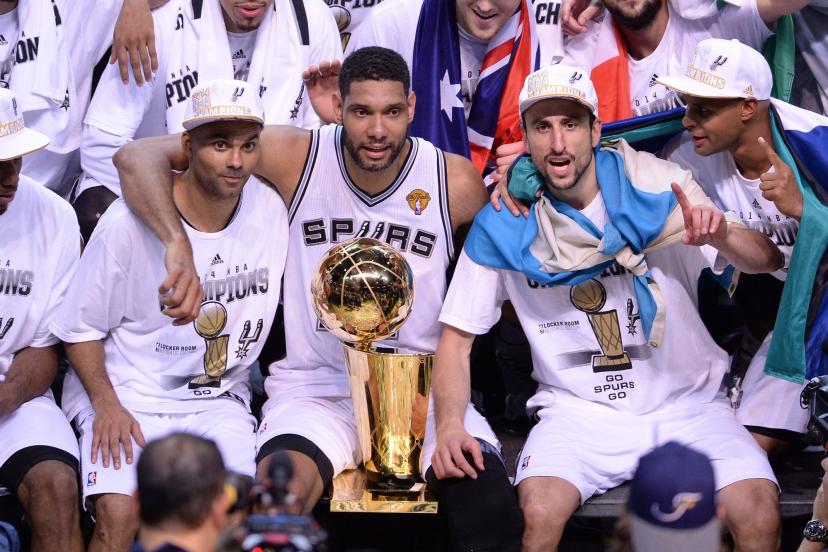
[758,137,803,221]
[672,182,726,246]
[304,59,342,125]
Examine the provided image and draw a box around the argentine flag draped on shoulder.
[464,65,737,348]
[408,0,563,175]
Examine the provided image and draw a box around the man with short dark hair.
[114,46,524,552]
[52,79,288,552]
[434,63,783,551]
[132,433,228,552]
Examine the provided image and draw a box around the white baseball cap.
[182,79,265,131]
[0,88,49,161]
[657,38,772,100]
[519,64,599,117]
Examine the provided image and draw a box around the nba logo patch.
[521,456,531,470]
[87,472,97,487]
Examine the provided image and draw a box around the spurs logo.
[0,317,13,339]
[651,492,704,523]
[235,318,263,359]
[232,87,245,102]
[626,299,640,336]
[569,71,583,84]
[709,55,728,72]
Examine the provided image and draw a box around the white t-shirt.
[228,30,258,81]
[325,0,385,49]
[666,132,796,281]
[440,193,728,416]
[52,178,288,420]
[0,176,80,379]
[0,8,18,89]
[458,26,487,118]
[564,0,772,117]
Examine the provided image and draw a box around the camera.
[219,453,327,552]
[801,375,828,447]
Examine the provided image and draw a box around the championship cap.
[628,442,720,552]
[657,38,772,100]
[0,88,49,161]
[518,64,598,117]
[182,79,265,131]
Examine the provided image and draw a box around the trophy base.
[188,375,222,389]
[591,353,632,372]
[330,469,438,514]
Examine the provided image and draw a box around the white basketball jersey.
[265,124,453,401]
[53,178,288,419]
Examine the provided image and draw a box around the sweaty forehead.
[344,80,408,104]
[524,98,592,123]
[189,121,263,141]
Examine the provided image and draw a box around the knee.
[521,498,566,535]
[93,494,138,542]
[726,481,780,537]
[19,461,79,514]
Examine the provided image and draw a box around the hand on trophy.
[432,424,484,480]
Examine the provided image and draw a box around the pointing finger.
[758,137,783,169]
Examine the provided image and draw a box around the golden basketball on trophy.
[311,237,434,499]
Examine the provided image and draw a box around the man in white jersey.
[113,47,525,551]
[562,0,809,122]
[660,38,811,456]
[74,0,343,242]
[0,89,83,552]
[50,79,288,552]
[434,65,783,551]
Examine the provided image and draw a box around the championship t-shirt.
[440,193,729,416]
[0,7,18,89]
[666,132,796,280]
[52,178,288,419]
[228,30,257,81]
[0,176,80,379]
[458,25,486,117]
[325,0,385,50]
[564,0,772,117]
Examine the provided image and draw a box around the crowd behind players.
[2,0,828,551]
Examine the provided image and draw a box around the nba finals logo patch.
[87,472,97,487]
[406,189,431,215]
[190,89,212,118]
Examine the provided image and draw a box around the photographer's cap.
[0,88,49,161]
[519,64,598,117]
[182,79,264,131]
[657,38,772,100]
[628,442,719,552]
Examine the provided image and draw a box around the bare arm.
[757,0,811,25]
[0,346,60,418]
[445,153,488,252]
[111,0,169,86]
[63,341,145,469]
[431,324,483,480]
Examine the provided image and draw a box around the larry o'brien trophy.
[310,237,436,513]
[570,279,632,372]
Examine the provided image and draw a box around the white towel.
[168,0,310,131]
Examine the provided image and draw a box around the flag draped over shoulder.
[764,100,828,382]
[464,139,724,346]
[409,0,538,174]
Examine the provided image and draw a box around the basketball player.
[74,0,343,242]
[659,38,819,456]
[0,88,83,552]
[434,64,783,551]
[113,47,525,551]
[50,79,288,552]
